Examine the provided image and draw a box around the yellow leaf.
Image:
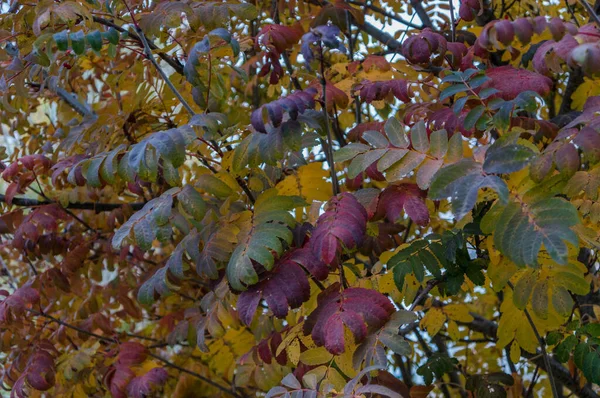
[299,347,333,366]
[572,78,600,110]
[443,304,474,323]
[420,307,446,336]
[447,320,460,341]
[287,338,300,366]
[488,257,518,292]
[510,341,521,364]
[326,367,347,391]
[275,162,332,202]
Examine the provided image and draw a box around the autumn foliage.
[2,0,600,397]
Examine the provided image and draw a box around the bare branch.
[0,194,145,211]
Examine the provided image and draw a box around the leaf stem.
[26,308,245,398]
[449,0,456,43]
[580,0,600,28]
[507,281,559,398]
[318,43,340,196]
[121,0,195,116]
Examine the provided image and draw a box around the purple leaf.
[480,66,553,100]
[126,368,169,398]
[304,283,395,354]
[237,248,327,325]
[310,193,368,264]
[250,88,318,133]
[375,183,430,226]
[355,79,413,104]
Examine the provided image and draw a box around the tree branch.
[92,16,185,75]
[0,194,145,211]
[148,353,246,398]
[27,308,245,398]
[345,0,424,29]
[464,313,599,398]
[120,2,195,116]
[410,0,434,28]
[580,0,600,28]
[507,282,559,398]
[308,0,403,51]
[318,44,340,196]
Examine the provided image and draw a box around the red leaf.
[401,28,447,65]
[117,342,147,366]
[310,193,368,264]
[105,365,135,398]
[355,79,413,104]
[0,286,40,324]
[126,367,169,398]
[375,184,430,226]
[12,341,58,396]
[303,283,394,354]
[237,248,327,325]
[348,121,385,142]
[256,24,303,54]
[574,127,600,162]
[480,66,553,100]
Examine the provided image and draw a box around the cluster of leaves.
[3,0,600,397]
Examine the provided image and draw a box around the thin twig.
[27,308,117,343]
[580,0,600,28]
[507,281,559,398]
[92,16,184,75]
[318,43,340,196]
[0,256,17,289]
[121,1,195,116]
[27,309,244,398]
[345,0,423,29]
[449,0,456,43]
[148,352,245,398]
[0,194,145,210]
[409,279,440,311]
[346,10,362,126]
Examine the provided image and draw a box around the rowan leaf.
[227,189,305,291]
[304,283,394,354]
[310,192,368,264]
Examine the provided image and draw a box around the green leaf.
[385,151,426,181]
[103,27,120,45]
[446,132,463,163]
[195,174,234,198]
[429,159,481,199]
[379,330,412,356]
[464,105,486,131]
[70,30,86,55]
[494,198,579,266]
[479,87,500,99]
[178,185,207,221]
[362,130,389,148]
[468,75,490,89]
[348,149,388,179]
[385,117,409,148]
[552,286,574,316]
[483,144,535,174]
[440,83,468,101]
[574,343,590,370]
[334,143,370,163]
[87,30,103,51]
[429,129,448,159]
[513,270,535,309]
[54,31,69,51]
[531,280,549,319]
[226,190,302,291]
[453,96,469,115]
[411,121,429,153]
